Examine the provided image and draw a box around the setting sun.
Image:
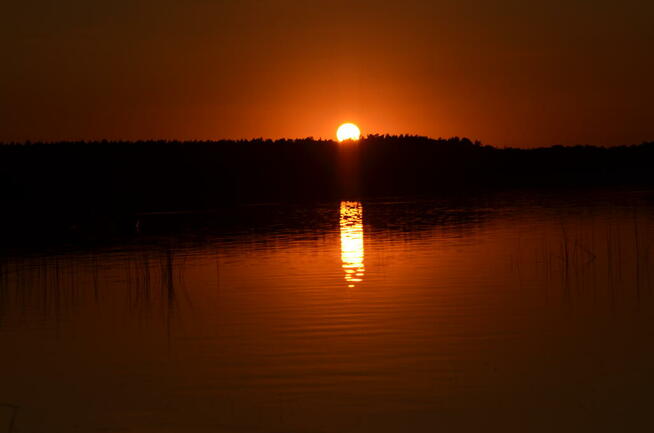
[336,123,361,142]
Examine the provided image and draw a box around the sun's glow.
[336,123,361,142]
[340,201,364,288]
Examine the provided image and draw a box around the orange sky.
[1,0,653,146]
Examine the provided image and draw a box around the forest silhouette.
[1,135,653,231]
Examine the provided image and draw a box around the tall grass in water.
[0,403,18,433]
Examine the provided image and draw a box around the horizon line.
[1,135,653,149]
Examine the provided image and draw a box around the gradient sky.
[2,0,653,146]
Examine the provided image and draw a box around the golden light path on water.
[339,201,365,288]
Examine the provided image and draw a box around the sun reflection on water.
[339,201,365,288]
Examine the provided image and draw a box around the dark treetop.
[1,136,653,222]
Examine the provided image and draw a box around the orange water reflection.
[339,201,365,287]
[4,194,654,433]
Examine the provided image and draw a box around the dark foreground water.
[2,190,654,433]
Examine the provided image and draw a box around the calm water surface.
[2,191,654,432]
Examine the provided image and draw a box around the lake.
[1,189,654,432]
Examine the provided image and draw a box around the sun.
[336,123,361,142]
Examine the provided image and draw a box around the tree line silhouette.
[1,135,653,223]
